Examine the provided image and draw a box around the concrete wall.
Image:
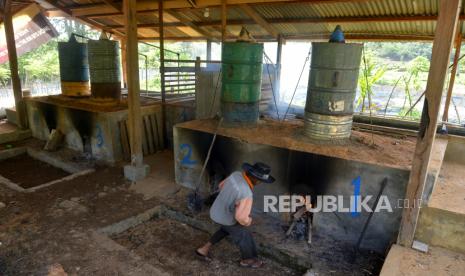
[444,135,465,165]
[26,99,162,163]
[173,126,410,253]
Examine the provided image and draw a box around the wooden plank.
[149,114,160,151]
[397,0,462,247]
[144,116,155,154]
[239,4,279,39]
[221,0,227,42]
[119,120,131,161]
[142,122,149,155]
[124,0,144,166]
[159,0,167,150]
[3,0,26,129]
[41,0,120,37]
[155,111,165,149]
[442,23,462,123]
[165,10,218,41]
[120,39,128,88]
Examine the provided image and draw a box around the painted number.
[351,176,361,217]
[180,143,197,166]
[96,124,104,148]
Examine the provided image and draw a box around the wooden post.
[123,0,143,167]
[397,0,461,247]
[276,35,284,99]
[206,39,212,61]
[159,0,167,147]
[3,0,27,129]
[442,24,462,123]
[221,0,227,42]
[121,39,128,88]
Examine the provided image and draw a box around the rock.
[47,263,67,276]
[303,269,317,276]
[58,200,88,214]
[0,202,5,209]
[98,192,107,198]
[70,197,80,202]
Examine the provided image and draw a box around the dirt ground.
[0,146,298,276]
[0,153,69,188]
[0,161,162,275]
[0,143,384,275]
[113,218,297,275]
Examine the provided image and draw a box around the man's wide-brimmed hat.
[242,162,275,183]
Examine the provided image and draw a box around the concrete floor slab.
[380,244,465,276]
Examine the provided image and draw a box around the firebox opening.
[67,109,94,154]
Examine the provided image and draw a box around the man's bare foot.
[240,258,264,268]
[196,242,211,257]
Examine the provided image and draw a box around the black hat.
[242,162,275,183]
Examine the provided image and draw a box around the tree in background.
[357,51,386,112]
[399,56,430,118]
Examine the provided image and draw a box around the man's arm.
[235,198,253,226]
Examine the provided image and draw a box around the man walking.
[196,162,275,268]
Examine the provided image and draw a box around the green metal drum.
[88,37,121,101]
[58,35,90,97]
[304,42,362,140]
[221,42,263,125]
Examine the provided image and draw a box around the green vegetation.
[360,43,433,119]
[358,51,387,112]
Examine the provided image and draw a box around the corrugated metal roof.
[35,0,465,41]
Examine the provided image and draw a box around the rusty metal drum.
[304,42,362,140]
[88,37,121,101]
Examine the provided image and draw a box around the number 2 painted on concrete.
[180,143,197,166]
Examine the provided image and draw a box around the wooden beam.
[165,10,219,41]
[221,0,227,42]
[159,0,167,148]
[100,0,121,12]
[120,39,128,88]
[239,4,279,39]
[442,23,462,123]
[137,33,440,42]
[124,0,144,167]
[101,16,438,29]
[397,0,462,247]
[3,0,26,129]
[41,0,121,37]
[275,35,283,97]
[206,39,212,60]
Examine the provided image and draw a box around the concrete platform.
[176,118,417,170]
[0,119,31,144]
[380,244,465,276]
[416,136,465,254]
